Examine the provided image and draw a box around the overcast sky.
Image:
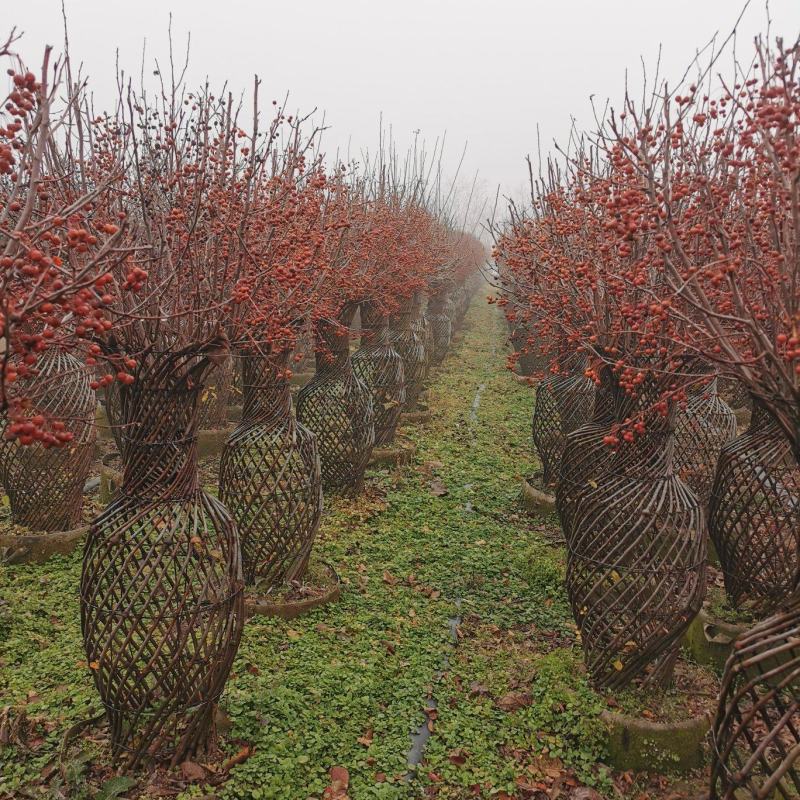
[8,0,800,231]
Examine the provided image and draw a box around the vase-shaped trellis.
[532,370,594,488]
[708,402,800,615]
[352,302,405,447]
[219,352,322,588]
[81,352,244,767]
[556,367,616,541]
[1,349,95,531]
[710,590,800,799]
[197,355,234,430]
[565,382,706,689]
[674,378,737,510]
[296,310,375,494]
[411,292,431,390]
[390,297,427,409]
[426,289,452,366]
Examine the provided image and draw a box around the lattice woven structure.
[709,403,800,615]
[532,371,594,488]
[352,303,406,447]
[390,298,427,409]
[219,353,322,588]
[556,371,617,543]
[1,349,95,531]
[426,289,452,365]
[674,379,737,510]
[197,355,233,430]
[565,380,706,689]
[710,591,800,799]
[509,321,548,377]
[719,377,753,411]
[296,314,375,494]
[81,353,244,767]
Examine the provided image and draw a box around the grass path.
[0,297,612,800]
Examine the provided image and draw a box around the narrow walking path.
[0,297,611,799]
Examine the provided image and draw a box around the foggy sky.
[7,0,800,232]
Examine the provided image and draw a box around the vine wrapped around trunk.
[219,351,322,588]
[81,352,244,768]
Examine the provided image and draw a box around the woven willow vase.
[1,349,95,531]
[81,353,244,767]
[219,352,322,588]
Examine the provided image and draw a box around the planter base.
[601,709,710,773]
[400,410,432,425]
[519,477,556,514]
[370,440,416,467]
[682,608,749,672]
[245,564,340,620]
[0,525,88,565]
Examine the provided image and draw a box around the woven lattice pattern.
[390,299,427,408]
[81,354,244,767]
[532,372,594,488]
[709,404,800,615]
[352,305,405,447]
[710,593,800,799]
[296,320,375,494]
[674,380,737,509]
[219,354,322,587]
[1,349,95,531]
[510,322,548,376]
[564,381,706,689]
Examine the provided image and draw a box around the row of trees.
[0,32,484,766]
[494,35,800,799]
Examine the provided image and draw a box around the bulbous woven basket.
[556,371,616,541]
[708,402,800,615]
[296,317,375,494]
[532,371,594,488]
[352,304,405,447]
[564,378,705,689]
[674,379,737,510]
[390,298,427,409]
[219,354,322,588]
[710,591,800,799]
[81,354,244,768]
[1,349,95,531]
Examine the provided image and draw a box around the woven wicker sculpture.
[674,378,737,510]
[426,289,452,365]
[352,302,406,447]
[81,351,244,767]
[719,377,752,411]
[710,590,800,799]
[708,402,800,615]
[556,369,616,542]
[1,349,95,531]
[531,369,595,488]
[219,352,322,588]
[411,292,432,389]
[296,309,375,494]
[390,297,427,409]
[197,355,234,430]
[565,378,706,688]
